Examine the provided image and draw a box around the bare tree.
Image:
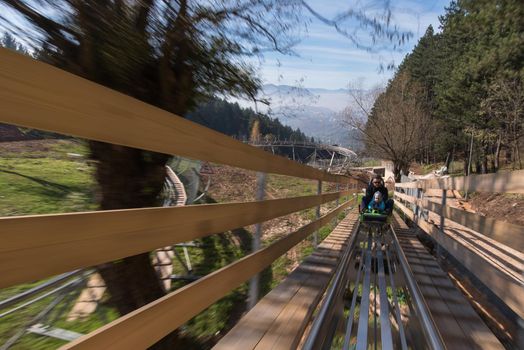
[343,72,430,181]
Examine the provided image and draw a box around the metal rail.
[246,140,358,158]
[302,222,446,350]
[389,224,446,350]
[302,220,360,350]
[0,270,82,310]
[0,276,85,319]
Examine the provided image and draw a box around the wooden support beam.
[61,201,354,350]
[0,191,352,288]
[0,48,347,184]
[395,202,524,319]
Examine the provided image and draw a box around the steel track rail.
[302,222,446,350]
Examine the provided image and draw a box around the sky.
[0,0,449,91]
[255,0,450,90]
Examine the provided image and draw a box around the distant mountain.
[228,84,367,151]
[260,84,352,113]
[262,84,350,96]
[272,105,363,151]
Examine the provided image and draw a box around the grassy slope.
[0,140,96,216]
[0,148,351,349]
[0,140,114,349]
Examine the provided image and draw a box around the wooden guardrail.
[0,48,344,183]
[394,171,524,320]
[0,48,356,349]
[1,191,351,288]
[63,202,353,350]
[394,170,524,193]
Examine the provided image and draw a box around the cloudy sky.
[1,0,449,91]
[255,0,449,89]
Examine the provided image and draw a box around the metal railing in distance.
[0,270,82,310]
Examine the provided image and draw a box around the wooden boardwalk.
[393,213,504,350]
[214,211,359,350]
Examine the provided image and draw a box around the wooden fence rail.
[394,192,523,251]
[62,200,354,349]
[0,48,348,183]
[394,171,524,319]
[0,191,351,288]
[0,47,357,349]
[394,170,524,193]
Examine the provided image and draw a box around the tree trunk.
[393,161,401,182]
[493,136,502,172]
[463,144,469,175]
[444,146,454,172]
[481,143,489,174]
[393,160,409,182]
[481,159,488,174]
[515,139,522,169]
[89,141,178,348]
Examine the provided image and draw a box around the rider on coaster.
[360,174,393,215]
[368,191,386,212]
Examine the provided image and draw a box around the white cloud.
[259,63,389,90]
[257,0,449,89]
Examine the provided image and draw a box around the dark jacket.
[363,183,389,205]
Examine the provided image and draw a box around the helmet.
[373,191,383,203]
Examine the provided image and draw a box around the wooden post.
[313,180,322,248]
[248,172,267,309]
[333,183,340,226]
[437,189,447,260]
[414,187,422,222]
[465,132,474,199]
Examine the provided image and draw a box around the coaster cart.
[359,208,391,234]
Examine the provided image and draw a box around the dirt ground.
[468,192,524,226]
[0,139,56,153]
[205,164,320,240]
[205,165,258,203]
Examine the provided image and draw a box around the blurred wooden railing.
[0,48,355,349]
[394,171,524,320]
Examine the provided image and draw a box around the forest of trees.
[353,0,523,180]
[188,98,315,161]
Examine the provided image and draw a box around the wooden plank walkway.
[214,211,359,350]
[393,213,504,350]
